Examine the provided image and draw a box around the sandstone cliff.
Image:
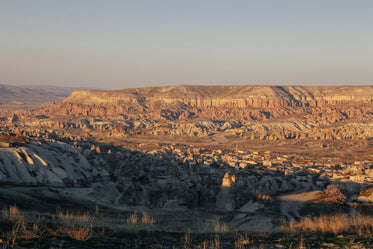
[56,85,373,109]
[3,85,373,142]
[35,85,373,122]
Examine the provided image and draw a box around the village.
[1,121,373,188]
[145,144,373,186]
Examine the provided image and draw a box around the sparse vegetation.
[282,214,373,234]
[0,206,96,247]
[199,235,221,249]
[141,211,155,225]
[67,226,93,241]
[1,211,43,248]
[213,217,229,233]
[126,211,155,226]
[181,232,192,249]
[2,205,24,221]
[0,203,372,248]
[234,233,251,249]
[2,85,373,248]
[58,210,91,225]
[45,224,93,241]
[126,211,138,224]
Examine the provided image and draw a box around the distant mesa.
[3,84,373,143]
[3,85,373,112]
[41,85,373,120]
[63,85,373,107]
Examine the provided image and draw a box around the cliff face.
[41,85,373,122]
[62,85,373,109]
[6,85,373,143]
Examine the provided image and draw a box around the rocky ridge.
[0,140,323,210]
[4,85,373,143]
[1,85,372,212]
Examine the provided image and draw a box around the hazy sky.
[1,1,372,89]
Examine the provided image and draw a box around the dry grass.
[196,217,229,233]
[141,212,155,225]
[46,224,93,241]
[181,232,192,249]
[95,205,100,217]
[282,214,373,234]
[67,226,93,241]
[197,220,210,233]
[213,235,220,249]
[6,220,22,248]
[126,211,155,225]
[58,210,91,225]
[234,233,251,249]
[1,206,43,248]
[200,235,221,249]
[2,218,44,248]
[19,218,43,239]
[127,211,138,224]
[55,210,95,241]
[0,205,98,245]
[213,217,229,233]
[2,205,24,221]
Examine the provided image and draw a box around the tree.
[325,184,347,204]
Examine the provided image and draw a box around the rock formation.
[4,85,369,143]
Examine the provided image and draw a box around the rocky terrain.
[2,85,373,159]
[1,85,373,248]
[5,85,373,138]
[0,139,372,248]
[0,140,322,210]
[0,141,109,185]
[1,85,372,208]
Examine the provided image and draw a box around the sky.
[0,0,372,90]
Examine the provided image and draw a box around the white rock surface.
[0,141,109,186]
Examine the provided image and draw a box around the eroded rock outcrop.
[0,141,109,185]
[3,85,373,143]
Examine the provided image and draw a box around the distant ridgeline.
[3,85,373,142]
[38,85,373,122]
[0,84,74,110]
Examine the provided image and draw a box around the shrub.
[325,185,347,204]
[67,226,92,241]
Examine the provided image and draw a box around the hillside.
[40,85,373,125]
[3,85,373,161]
[62,85,373,108]
[1,85,373,248]
[0,85,75,110]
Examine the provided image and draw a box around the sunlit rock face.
[21,85,372,141]
[1,84,371,150]
[216,173,236,210]
[38,85,373,118]
[1,85,372,211]
[358,188,373,203]
[221,173,235,188]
